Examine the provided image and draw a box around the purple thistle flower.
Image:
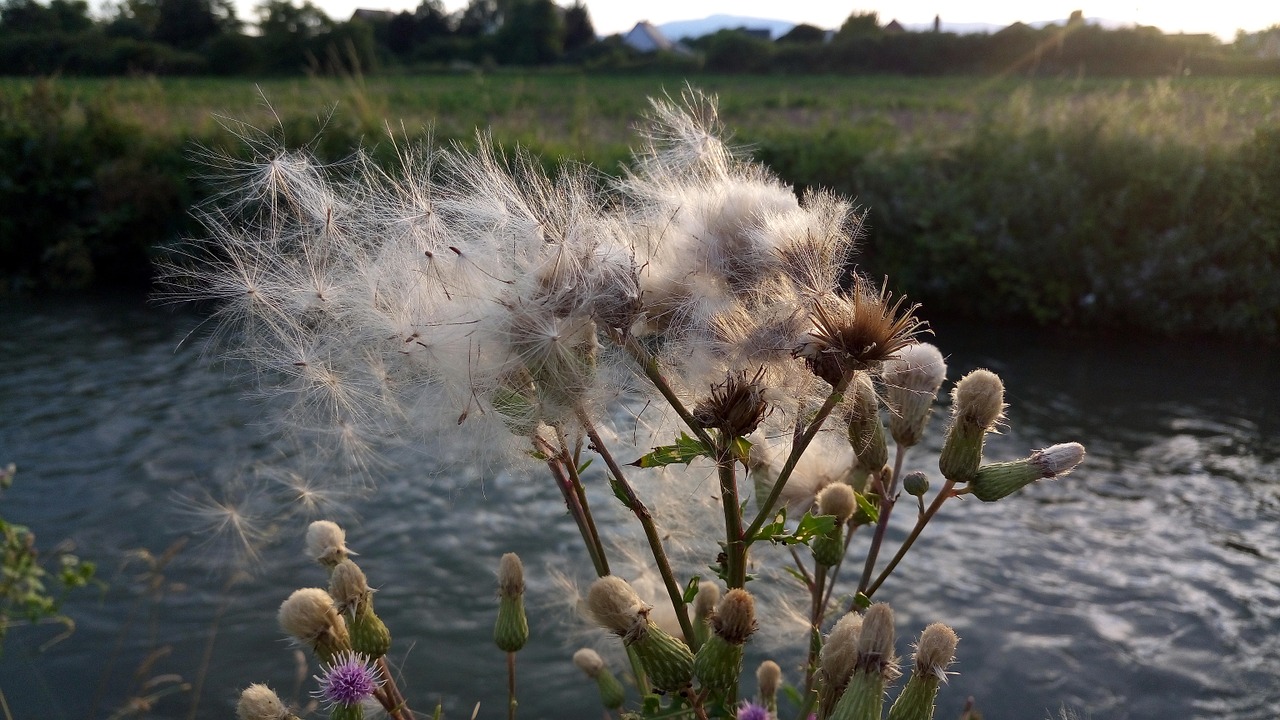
[736,701,770,720]
[314,650,382,707]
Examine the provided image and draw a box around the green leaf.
[608,474,634,511]
[730,436,753,463]
[752,511,835,546]
[852,592,872,610]
[576,458,593,475]
[681,574,703,604]
[629,432,712,468]
[853,491,879,524]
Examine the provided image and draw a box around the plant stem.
[744,373,853,542]
[802,562,829,693]
[535,435,610,577]
[575,407,698,650]
[507,651,518,720]
[857,443,909,595]
[619,334,716,449]
[717,450,747,588]
[375,656,414,720]
[864,478,958,599]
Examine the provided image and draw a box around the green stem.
[575,407,699,650]
[507,651,518,720]
[857,443,909,595]
[717,448,747,588]
[620,334,716,449]
[744,373,853,542]
[535,435,610,577]
[375,656,414,720]
[802,563,829,693]
[864,478,958,600]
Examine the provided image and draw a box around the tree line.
[1,1,1277,77]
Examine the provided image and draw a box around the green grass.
[3,72,1279,336]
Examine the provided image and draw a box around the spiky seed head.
[498,552,525,598]
[237,684,291,720]
[692,369,770,438]
[902,472,930,498]
[306,521,351,567]
[329,560,370,616]
[914,623,958,680]
[882,342,947,448]
[952,369,1005,430]
[794,276,927,386]
[587,576,650,638]
[848,373,888,473]
[573,648,605,678]
[711,589,758,645]
[756,659,782,703]
[817,483,858,523]
[970,442,1086,502]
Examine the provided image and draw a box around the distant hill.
[657,14,797,41]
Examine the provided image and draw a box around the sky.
[278,1,1277,42]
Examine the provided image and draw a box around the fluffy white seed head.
[587,576,650,636]
[952,369,1005,430]
[816,483,858,523]
[237,684,290,720]
[1033,442,1086,477]
[498,552,525,598]
[278,588,339,643]
[913,623,959,680]
[573,647,605,678]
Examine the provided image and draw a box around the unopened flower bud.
[887,623,958,720]
[938,370,1005,482]
[495,553,529,652]
[693,370,770,438]
[902,472,929,498]
[848,373,888,473]
[586,577,693,693]
[882,343,947,448]
[329,560,390,658]
[970,443,1085,502]
[695,589,757,690]
[279,588,350,663]
[237,684,295,720]
[693,581,721,648]
[756,660,782,713]
[829,603,899,720]
[573,648,625,709]
[816,612,863,719]
[306,521,352,568]
[817,483,858,524]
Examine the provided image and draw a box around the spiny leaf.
[629,432,713,468]
[681,575,703,604]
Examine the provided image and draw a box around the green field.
[3,73,1279,336]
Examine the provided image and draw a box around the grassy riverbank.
[3,72,1278,335]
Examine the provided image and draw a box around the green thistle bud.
[694,589,756,691]
[494,553,529,652]
[887,623,958,720]
[970,443,1085,502]
[902,472,929,498]
[882,343,946,449]
[573,648,626,710]
[586,576,694,693]
[813,484,856,565]
[828,603,899,720]
[329,703,363,720]
[633,623,696,693]
[938,370,1004,483]
[692,581,720,649]
[756,660,782,714]
[329,560,391,659]
[848,374,888,474]
[816,612,863,720]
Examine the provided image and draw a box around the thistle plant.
[173,89,1089,719]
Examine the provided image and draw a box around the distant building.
[351,9,395,23]
[738,27,772,40]
[884,19,905,34]
[623,21,689,53]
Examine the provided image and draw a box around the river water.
[2,296,1278,720]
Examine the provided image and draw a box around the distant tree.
[493,0,562,64]
[257,0,330,38]
[153,0,228,49]
[454,0,499,38]
[562,0,594,53]
[414,0,449,40]
[0,0,91,34]
[386,9,415,55]
[777,22,825,44]
[835,10,880,41]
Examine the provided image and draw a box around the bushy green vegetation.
[2,73,1278,337]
